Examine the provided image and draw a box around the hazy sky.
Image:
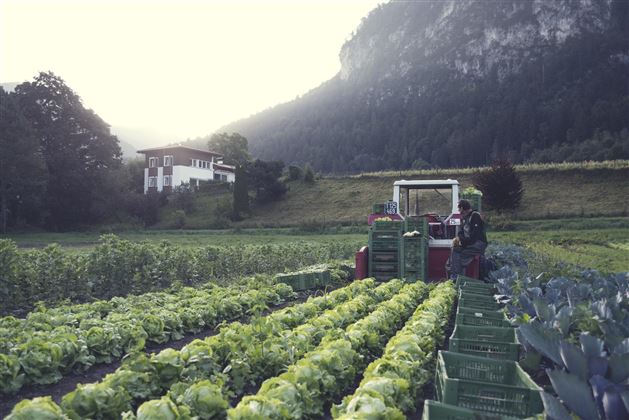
[1,0,382,148]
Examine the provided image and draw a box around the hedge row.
[0,235,362,316]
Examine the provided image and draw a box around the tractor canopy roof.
[393,179,459,189]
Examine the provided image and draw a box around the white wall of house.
[144,163,234,193]
[215,170,235,183]
[172,165,215,188]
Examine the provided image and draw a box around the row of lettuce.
[6,279,457,419]
[0,235,362,316]
[488,244,629,420]
[1,260,352,395]
[0,280,295,395]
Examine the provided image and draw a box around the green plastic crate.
[401,267,427,282]
[449,325,520,360]
[370,230,400,240]
[456,308,511,328]
[371,261,398,272]
[455,275,486,287]
[276,269,332,291]
[422,400,519,420]
[372,203,385,213]
[435,351,542,418]
[459,283,496,295]
[404,216,429,235]
[371,252,397,262]
[369,240,399,251]
[312,270,331,287]
[372,220,403,230]
[371,272,398,281]
[458,291,501,310]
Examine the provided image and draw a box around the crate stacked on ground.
[275,268,332,291]
[453,276,519,361]
[422,275,543,419]
[368,220,402,281]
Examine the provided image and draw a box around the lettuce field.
[1,233,628,419]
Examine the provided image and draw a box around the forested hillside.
[207,0,629,173]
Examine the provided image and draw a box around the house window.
[148,176,157,188]
[191,159,198,167]
[149,157,159,168]
[221,174,228,181]
[163,175,171,187]
[214,173,221,180]
[164,155,173,166]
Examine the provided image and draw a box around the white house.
[137,145,236,193]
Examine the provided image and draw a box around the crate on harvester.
[435,351,542,418]
[449,324,519,360]
[369,229,400,251]
[368,225,400,281]
[372,220,403,231]
[461,190,482,213]
[399,235,427,282]
[404,216,429,235]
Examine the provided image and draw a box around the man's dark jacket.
[459,211,487,247]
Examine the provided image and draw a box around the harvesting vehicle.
[355,179,481,282]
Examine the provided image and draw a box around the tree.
[247,159,287,203]
[0,88,47,232]
[232,164,249,220]
[207,132,251,166]
[303,163,315,183]
[13,72,122,229]
[173,183,195,213]
[472,159,524,211]
[287,165,303,181]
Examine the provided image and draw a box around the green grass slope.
[237,161,629,228]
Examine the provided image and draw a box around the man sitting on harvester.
[446,199,487,280]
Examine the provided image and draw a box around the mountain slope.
[219,0,629,172]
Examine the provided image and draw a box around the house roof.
[137,145,223,156]
[213,163,235,173]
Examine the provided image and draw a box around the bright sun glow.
[1,0,382,148]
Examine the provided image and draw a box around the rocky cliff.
[217,0,629,172]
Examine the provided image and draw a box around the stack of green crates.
[368,220,402,281]
[422,274,542,419]
[435,351,542,418]
[399,236,428,282]
[399,216,428,282]
[275,269,332,291]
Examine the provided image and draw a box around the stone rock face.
[218,0,628,172]
[339,0,613,83]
